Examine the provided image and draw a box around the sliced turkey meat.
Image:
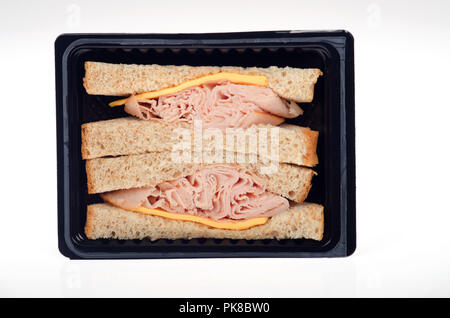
[101,165,289,221]
[124,81,303,129]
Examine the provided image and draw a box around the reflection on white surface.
[61,263,82,294]
[58,259,357,297]
[0,0,450,297]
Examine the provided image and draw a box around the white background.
[1,0,449,297]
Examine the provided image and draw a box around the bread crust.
[85,202,324,241]
[83,62,322,103]
[302,127,319,167]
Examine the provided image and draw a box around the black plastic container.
[55,31,355,259]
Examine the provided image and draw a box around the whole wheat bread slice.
[81,117,319,167]
[85,151,316,203]
[83,62,322,103]
[85,202,324,241]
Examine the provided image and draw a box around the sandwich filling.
[101,165,290,228]
[109,72,269,106]
[123,80,303,129]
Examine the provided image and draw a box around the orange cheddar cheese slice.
[132,206,269,230]
[109,72,269,107]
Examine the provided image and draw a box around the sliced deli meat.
[101,165,290,220]
[124,81,303,129]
